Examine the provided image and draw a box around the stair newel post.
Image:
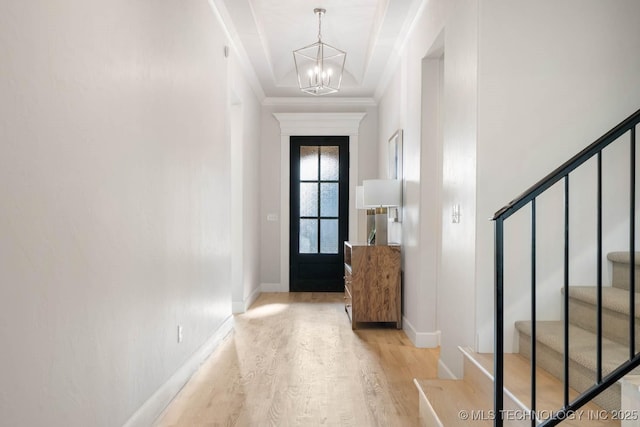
[530,199,537,427]
[630,126,636,358]
[563,175,570,408]
[494,217,504,427]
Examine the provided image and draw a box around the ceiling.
[214,0,424,99]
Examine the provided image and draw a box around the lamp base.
[374,207,388,246]
[366,209,375,244]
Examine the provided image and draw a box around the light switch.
[452,204,460,224]
[267,214,279,222]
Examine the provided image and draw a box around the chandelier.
[293,8,346,96]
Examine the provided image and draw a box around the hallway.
[156,293,439,426]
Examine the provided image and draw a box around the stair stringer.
[415,346,529,427]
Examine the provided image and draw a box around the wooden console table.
[343,242,402,329]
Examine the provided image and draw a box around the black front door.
[290,136,349,292]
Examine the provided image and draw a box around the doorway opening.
[289,136,349,292]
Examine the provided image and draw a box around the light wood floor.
[155,292,439,427]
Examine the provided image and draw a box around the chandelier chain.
[317,10,323,41]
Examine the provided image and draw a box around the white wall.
[377,0,640,377]
[230,56,262,313]
[0,1,261,425]
[259,102,378,289]
[475,0,640,353]
[376,0,478,375]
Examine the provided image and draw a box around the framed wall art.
[388,129,403,222]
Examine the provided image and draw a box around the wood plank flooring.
[155,292,439,427]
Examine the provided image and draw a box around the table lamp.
[362,179,401,245]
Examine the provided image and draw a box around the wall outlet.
[177,325,183,343]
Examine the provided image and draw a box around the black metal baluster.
[531,199,537,427]
[631,127,636,358]
[597,151,603,383]
[492,109,640,427]
[495,218,504,427]
[564,175,570,407]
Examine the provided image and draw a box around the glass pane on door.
[320,146,339,180]
[320,219,338,254]
[299,219,318,254]
[300,146,319,181]
[320,183,338,217]
[300,183,318,217]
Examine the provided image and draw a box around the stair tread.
[607,252,640,265]
[568,286,640,318]
[416,378,492,426]
[515,320,632,375]
[416,349,619,427]
[468,350,620,426]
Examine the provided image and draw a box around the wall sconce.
[363,179,402,245]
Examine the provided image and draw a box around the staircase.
[417,109,640,426]
[490,108,640,426]
[415,253,637,425]
[515,252,640,411]
[415,347,620,426]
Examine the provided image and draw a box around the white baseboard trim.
[437,358,457,380]
[415,378,445,427]
[123,315,234,427]
[260,282,287,292]
[232,286,262,313]
[403,316,440,348]
[231,300,244,314]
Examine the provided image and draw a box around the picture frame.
[388,129,403,222]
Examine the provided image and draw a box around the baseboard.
[231,300,245,314]
[260,282,287,292]
[232,286,262,313]
[403,316,440,348]
[123,315,234,427]
[415,378,444,427]
[437,358,457,380]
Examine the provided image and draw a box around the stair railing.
[493,107,640,427]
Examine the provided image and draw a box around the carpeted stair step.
[608,252,640,291]
[567,286,640,346]
[515,320,638,412]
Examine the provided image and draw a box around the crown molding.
[273,112,367,136]
[207,0,266,102]
[262,97,377,107]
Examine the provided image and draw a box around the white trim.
[457,347,529,412]
[374,0,430,100]
[207,0,266,102]
[263,97,377,107]
[403,316,441,348]
[415,378,445,427]
[231,300,244,314]
[124,316,234,427]
[260,282,286,292]
[232,286,262,313]
[437,359,457,380]
[273,113,366,293]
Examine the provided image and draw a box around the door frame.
[289,137,349,292]
[273,112,366,292]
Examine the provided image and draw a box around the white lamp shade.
[363,179,402,207]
